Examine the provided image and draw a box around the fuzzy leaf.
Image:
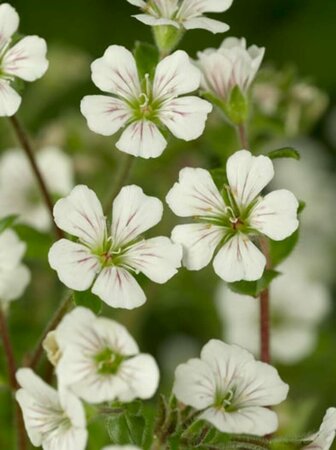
[269,230,299,267]
[268,147,300,160]
[228,269,281,297]
[74,290,102,315]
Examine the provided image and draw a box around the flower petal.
[183,17,229,33]
[226,150,274,208]
[153,50,201,99]
[3,36,48,81]
[179,0,233,14]
[0,3,19,47]
[127,0,146,6]
[171,223,224,270]
[0,80,21,116]
[213,234,266,282]
[53,185,106,248]
[122,236,182,283]
[159,96,212,141]
[201,405,278,436]
[0,229,26,269]
[166,167,226,218]
[306,408,336,450]
[116,120,167,158]
[111,185,163,246]
[132,14,180,28]
[48,239,100,291]
[118,354,160,401]
[91,45,141,99]
[0,264,30,302]
[80,95,131,136]
[92,266,146,309]
[37,146,74,196]
[249,189,299,241]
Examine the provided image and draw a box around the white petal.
[183,17,229,33]
[173,357,215,409]
[0,264,30,302]
[53,185,106,248]
[127,0,146,6]
[132,14,179,28]
[199,0,233,12]
[0,80,21,116]
[91,45,141,99]
[37,147,74,196]
[55,307,97,350]
[166,167,226,218]
[122,236,182,283]
[0,229,26,269]
[93,315,139,355]
[159,96,212,141]
[48,239,100,291]
[179,0,233,14]
[306,408,336,450]
[111,185,163,246]
[171,223,224,270]
[213,234,266,282]
[80,95,131,136]
[43,429,88,450]
[153,50,201,99]
[0,3,19,47]
[116,120,167,159]
[226,150,274,208]
[201,405,278,436]
[118,354,160,401]
[92,266,146,309]
[249,189,299,241]
[3,36,48,81]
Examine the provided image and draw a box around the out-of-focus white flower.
[49,184,181,309]
[55,307,160,404]
[127,0,233,33]
[81,46,212,159]
[0,229,30,303]
[43,330,61,366]
[173,339,288,435]
[0,3,48,116]
[166,149,299,282]
[0,147,74,231]
[197,37,265,101]
[16,368,88,450]
[217,256,331,364]
[304,408,336,450]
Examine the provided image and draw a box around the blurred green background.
[1,0,336,448]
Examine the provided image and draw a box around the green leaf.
[269,230,299,267]
[268,147,300,160]
[105,415,131,444]
[298,200,306,214]
[228,269,281,297]
[210,168,227,190]
[134,41,159,80]
[74,290,102,315]
[0,215,18,234]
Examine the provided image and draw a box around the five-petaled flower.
[173,339,289,435]
[166,149,299,282]
[16,368,88,450]
[0,3,48,116]
[127,0,233,34]
[48,184,182,309]
[81,46,212,159]
[197,37,265,101]
[55,307,160,404]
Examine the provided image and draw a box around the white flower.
[0,3,48,116]
[197,37,265,101]
[304,408,336,450]
[55,307,160,404]
[0,229,30,303]
[166,149,299,282]
[16,368,88,450]
[216,256,331,364]
[81,46,212,159]
[127,0,233,33]
[49,184,181,309]
[173,339,288,435]
[0,147,74,231]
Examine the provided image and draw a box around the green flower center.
[215,388,236,412]
[94,347,124,375]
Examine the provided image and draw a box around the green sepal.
[268,147,300,160]
[228,269,281,298]
[133,41,159,80]
[224,86,249,125]
[152,25,184,56]
[0,215,18,234]
[73,290,102,315]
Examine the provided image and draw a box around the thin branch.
[104,153,135,212]
[8,115,64,240]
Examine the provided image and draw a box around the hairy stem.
[8,115,64,240]
[104,154,135,212]
[0,307,28,450]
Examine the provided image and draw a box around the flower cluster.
[166,149,299,282]
[0,3,48,116]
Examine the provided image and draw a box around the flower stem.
[104,154,135,212]
[8,115,64,240]
[236,123,249,149]
[0,307,28,450]
[28,293,73,370]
